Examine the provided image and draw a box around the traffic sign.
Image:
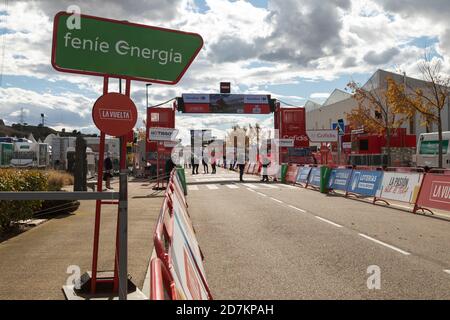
[52,12,203,84]
[92,93,137,136]
[332,120,345,135]
[337,119,345,135]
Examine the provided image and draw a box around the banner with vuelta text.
[416,173,450,212]
[377,172,423,203]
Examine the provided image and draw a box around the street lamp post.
[146,83,152,109]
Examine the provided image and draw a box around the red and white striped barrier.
[151,169,212,300]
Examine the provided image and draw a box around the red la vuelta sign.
[92,92,137,136]
[99,109,133,121]
[416,173,450,212]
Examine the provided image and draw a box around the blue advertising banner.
[328,169,353,191]
[308,167,321,187]
[347,170,384,196]
[296,166,312,184]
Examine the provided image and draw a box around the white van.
[414,131,450,168]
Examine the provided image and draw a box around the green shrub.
[45,170,74,191]
[0,169,48,231]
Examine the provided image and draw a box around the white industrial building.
[306,69,450,138]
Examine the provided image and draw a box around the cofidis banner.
[348,170,383,197]
[328,169,352,191]
[377,172,423,203]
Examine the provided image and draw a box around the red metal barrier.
[150,257,177,300]
[151,169,212,300]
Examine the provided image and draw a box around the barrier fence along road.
[151,168,212,300]
[273,163,449,215]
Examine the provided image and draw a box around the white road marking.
[262,184,279,189]
[278,184,297,189]
[205,184,219,190]
[188,185,199,191]
[444,270,450,275]
[225,184,239,189]
[256,192,267,197]
[358,233,410,255]
[247,188,256,192]
[270,197,283,203]
[315,216,343,228]
[242,183,260,189]
[287,205,307,213]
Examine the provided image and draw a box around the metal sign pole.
[117,79,131,300]
[118,136,128,300]
[91,76,109,294]
[337,128,341,165]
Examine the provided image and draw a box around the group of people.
[190,153,217,175]
[236,156,271,182]
[103,150,272,189]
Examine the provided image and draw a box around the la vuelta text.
[176,304,274,317]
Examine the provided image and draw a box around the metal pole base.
[62,271,147,300]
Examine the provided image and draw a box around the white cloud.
[310,92,331,100]
[1,0,450,133]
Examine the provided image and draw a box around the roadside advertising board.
[416,174,450,211]
[348,170,384,197]
[306,130,338,142]
[170,214,209,300]
[92,92,137,136]
[308,167,322,187]
[172,194,206,278]
[377,172,423,203]
[52,12,203,84]
[328,169,353,191]
[285,165,299,183]
[296,166,312,184]
[149,127,179,141]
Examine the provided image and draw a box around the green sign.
[419,140,449,154]
[51,12,203,84]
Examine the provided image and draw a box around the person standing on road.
[202,148,209,174]
[261,156,271,182]
[103,152,113,190]
[237,150,245,182]
[211,152,217,174]
[191,153,199,175]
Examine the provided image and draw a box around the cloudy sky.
[1,0,449,143]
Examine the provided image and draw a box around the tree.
[388,53,450,168]
[346,77,406,166]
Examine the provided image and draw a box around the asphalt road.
[186,167,450,299]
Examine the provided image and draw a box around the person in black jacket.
[103,152,113,190]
